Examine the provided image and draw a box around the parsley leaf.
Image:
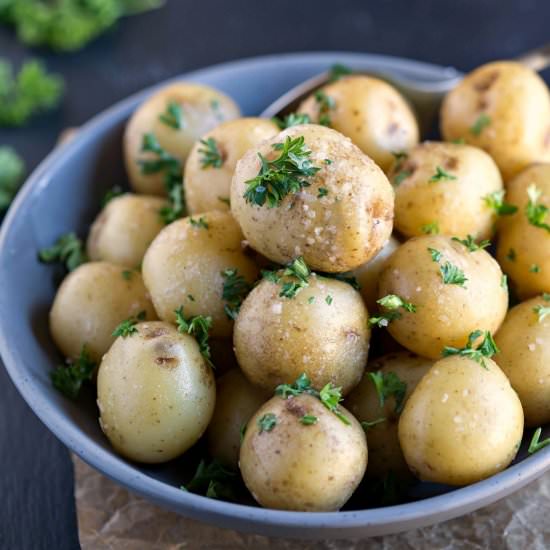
[470,113,491,136]
[258,413,277,433]
[328,63,352,82]
[361,418,386,431]
[317,187,328,198]
[534,303,550,322]
[393,169,412,186]
[273,112,311,129]
[159,101,183,129]
[319,383,350,424]
[530,264,541,273]
[263,257,311,299]
[528,427,550,454]
[442,330,499,368]
[506,248,516,262]
[101,185,124,207]
[429,166,457,183]
[112,311,146,338]
[440,261,468,287]
[525,184,550,232]
[189,216,209,229]
[300,414,318,425]
[0,146,24,210]
[174,306,212,364]
[421,221,439,235]
[198,137,224,169]
[483,190,517,216]
[369,294,416,328]
[39,232,88,271]
[221,268,251,320]
[325,294,333,305]
[452,235,491,252]
[50,345,96,400]
[368,371,407,413]
[314,90,335,126]
[182,459,238,501]
[428,247,442,262]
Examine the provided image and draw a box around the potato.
[142,210,258,339]
[230,124,394,272]
[441,61,550,181]
[87,194,167,268]
[352,236,400,312]
[124,82,240,195]
[239,393,367,511]
[234,271,369,394]
[206,368,268,469]
[398,355,523,485]
[377,235,507,359]
[345,352,433,479]
[494,296,550,426]
[496,163,550,299]
[296,75,419,172]
[97,321,215,463]
[389,142,502,239]
[185,118,279,214]
[50,262,157,362]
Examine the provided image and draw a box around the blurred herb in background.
[0,147,25,211]
[0,0,165,52]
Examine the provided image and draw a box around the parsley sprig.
[483,190,517,216]
[368,294,416,328]
[262,256,311,299]
[39,232,88,271]
[361,418,386,431]
[421,222,439,235]
[189,216,208,229]
[112,311,146,338]
[314,90,335,126]
[442,330,499,368]
[198,137,224,169]
[328,63,352,82]
[258,413,277,433]
[50,345,96,400]
[533,293,550,322]
[159,101,183,129]
[528,428,550,454]
[221,268,252,320]
[427,247,468,287]
[181,459,239,501]
[429,166,457,183]
[452,235,491,252]
[368,371,407,413]
[525,184,550,232]
[0,146,24,210]
[470,113,491,136]
[174,306,212,365]
[273,113,311,129]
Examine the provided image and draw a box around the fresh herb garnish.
[393,170,412,186]
[300,414,318,425]
[534,299,550,322]
[470,113,491,136]
[198,137,224,169]
[483,190,518,216]
[325,295,333,305]
[112,311,146,338]
[263,257,311,299]
[361,418,386,431]
[528,428,550,454]
[221,268,251,320]
[506,248,516,262]
[442,330,499,368]
[39,232,88,271]
[273,112,311,129]
[369,294,416,328]
[101,185,124,207]
[368,371,407,413]
[314,90,335,126]
[429,166,457,183]
[189,216,209,229]
[501,274,508,290]
[440,261,468,286]
[121,270,133,281]
[421,222,440,235]
[428,247,442,262]
[530,264,541,273]
[181,459,238,501]
[0,146,24,210]
[328,63,352,82]
[452,235,491,252]
[50,345,96,400]
[159,101,183,129]
[174,306,212,364]
[525,184,550,232]
[317,187,328,198]
[258,413,277,433]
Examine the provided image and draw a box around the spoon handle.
[517,43,550,72]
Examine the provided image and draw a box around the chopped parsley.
[159,101,183,129]
[39,232,88,272]
[361,418,386,431]
[50,345,96,400]
[300,414,318,425]
[428,247,442,262]
[221,268,251,320]
[317,187,329,198]
[368,372,407,413]
[189,216,209,229]
[528,427,550,454]
[440,261,468,286]
[263,256,311,299]
[181,459,239,501]
[0,146,24,210]
[101,185,124,207]
[198,137,224,169]
[112,311,146,338]
[121,270,133,281]
[273,112,311,129]
[506,248,516,262]
[314,90,335,126]
[325,294,333,305]
[258,413,277,433]
[328,63,352,82]
[393,169,412,186]
[470,113,491,136]
[501,274,508,290]
[421,222,440,235]
[530,264,541,273]
[174,306,212,364]
[442,330,499,368]
[307,296,315,304]
[369,294,416,328]
[483,190,518,216]
[452,235,491,252]
[534,299,550,322]
[525,184,550,232]
[429,166,457,183]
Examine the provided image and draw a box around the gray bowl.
[1,52,549,539]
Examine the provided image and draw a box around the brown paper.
[73,454,550,549]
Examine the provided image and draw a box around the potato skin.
[230,124,394,272]
[97,321,215,463]
[234,274,370,395]
[297,75,419,172]
[142,210,258,339]
[345,352,433,479]
[206,368,268,469]
[389,142,502,239]
[494,297,550,426]
[239,393,367,511]
[378,235,507,359]
[50,262,157,362]
[124,82,240,195]
[185,118,279,214]
[441,61,550,181]
[398,356,523,486]
[87,194,167,268]
[496,164,550,299]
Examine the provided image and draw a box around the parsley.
[317,187,328,198]
[428,247,442,262]
[421,222,439,235]
[530,264,541,273]
[159,182,185,224]
[470,113,491,136]
[525,184,550,232]
[307,296,315,304]
[506,248,516,262]
[368,371,407,413]
[112,311,146,338]
[258,413,277,433]
[159,101,183,129]
[273,112,311,129]
[442,330,499,368]
[187,294,195,301]
[50,346,96,400]
[0,146,24,210]
[393,169,412,186]
[239,423,247,444]
[534,301,550,322]
[328,63,352,82]
[300,414,318,425]
[198,137,224,169]
[325,295,333,305]
[483,190,517,216]
[440,261,468,286]
[528,427,550,454]
[361,418,386,431]
[243,135,320,208]
[189,216,208,229]
[452,137,466,144]
[182,459,238,501]
[121,270,133,280]
[429,166,457,183]
[369,294,416,328]
[263,257,311,299]
[314,90,335,126]
[319,383,351,424]
[221,268,251,320]
[174,306,212,364]
[218,196,230,206]
[101,185,124,207]
[452,235,491,252]
[39,232,88,271]
[501,274,508,290]
[368,311,401,328]
[0,59,64,127]
[324,158,333,165]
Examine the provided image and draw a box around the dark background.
[1,1,549,548]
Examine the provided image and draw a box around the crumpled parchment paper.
[73,455,550,549]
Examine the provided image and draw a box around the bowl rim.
[1,50,550,538]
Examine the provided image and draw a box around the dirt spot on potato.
[143,326,169,339]
[154,356,178,368]
[473,70,499,92]
[285,398,307,418]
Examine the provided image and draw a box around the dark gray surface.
[0,1,549,548]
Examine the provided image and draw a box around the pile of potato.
[46,61,550,512]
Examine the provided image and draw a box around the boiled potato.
[50,261,157,362]
[142,210,258,339]
[388,142,502,239]
[231,124,394,272]
[97,321,215,463]
[345,352,433,479]
[234,271,369,394]
[185,118,279,213]
[494,296,550,426]
[206,368,268,469]
[496,163,550,299]
[124,82,240,195]
[378,235,507,358]
[239,393,367,511]
[441,61,550,181]
[87,194,167,268]
[398,355,523,485]
[296,75,419,172]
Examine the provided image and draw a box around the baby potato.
[206,368,268,469]
[142,210,258,339]
[124,82,240,195]
[50,262,157,362]
[234,272,369,394]
[496,163,550,299]
[441,61,550,181]
[494,296,550,426]
[185,118,279,214]
[87,194,167,268]
[378,235,507,359]
[97,321,215,463]
[296,75,419,172]
[345,352,433,479]
[239,393,367,511]
[398,355,524,486]
[389,142,502,239]
[231,124,394,272]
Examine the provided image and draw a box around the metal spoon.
[261,43,550,134]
